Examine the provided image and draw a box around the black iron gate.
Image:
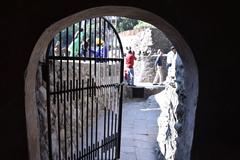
[45,17,124,160]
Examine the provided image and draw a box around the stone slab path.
[120,98,160,160]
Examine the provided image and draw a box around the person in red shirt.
[125,50,137,85]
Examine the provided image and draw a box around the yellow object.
[96,38,104,46]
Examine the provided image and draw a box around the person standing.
[166,46,183,81]
[153,49,164,85]
[68,28,85,57]
[125,50,137,86]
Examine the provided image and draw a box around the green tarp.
[68,32,83,57]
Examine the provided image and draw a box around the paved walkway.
[120,98,161,160]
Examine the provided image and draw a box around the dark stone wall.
[0,0,238,159]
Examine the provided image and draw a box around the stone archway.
[25,6,198,160]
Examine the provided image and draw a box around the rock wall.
[134,55,168,83]
[119,28,172,55]
[36,58,121,160]
[119,28,171,83]
[151,55,187,160]
[121,27,189,159]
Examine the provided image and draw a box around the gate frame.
[25,6,198,160]
[45,17,124,160]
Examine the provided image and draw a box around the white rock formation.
[154,52,185,160]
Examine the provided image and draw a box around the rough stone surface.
[119,28,171,83]
[120,27,190,160]
[153,53,187,160]
[120,98,160,160]
[36,59,121,160]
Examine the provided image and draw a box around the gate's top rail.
[47,17,124,60]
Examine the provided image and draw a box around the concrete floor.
[120,98,160,160]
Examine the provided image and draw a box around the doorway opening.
[25,6,198,160]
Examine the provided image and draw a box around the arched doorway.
[25,6,198,160]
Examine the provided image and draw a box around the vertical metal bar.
[88,146,91,160]
[101,140,103,160]
[107,108,110,139]
[86,79,89,151]
[105,142,107,160]
[86,146,88,160]
[72,23,75,57]
[89,18,92,58]
[89,19,92,102]
[52,39,56,104]
[114,85,117,151]
[108,109,110,159]
[115,34,118,58]
[84,20,87,57]
[107,60,110,158]
[84,149,86,160]
[115,114,118,158]
[67,27,69,101]
[94,18,97,76]
[111,27,114,58]
[103,106,107,160]
[95,96,98,157]
[111,110,114,160]
[57,82,61,160]
[112,65,116,159]
[103,19,106,42]
[78,21,81,57]
[103,19,106,59]
[92,146,94,160]
[116,59,124,158]
[78,21,82,99]
[92,144,95,160]
[64,81,67,160]
[60,31,63,103]
[75,80,79,159]
[70,80,73,160]
[81,79,84,155]
[98,18,102,108]
[103,106,106,147]
[46,45,53,160]
[89,147,91,160]
[98,17,101,60]
[73,24,76,100]
[87,146,89,160]
[111,138,114,160]
[111,105,114,138]
[86,148,88,160]
[91,78,94,157]
[97,141,99,160]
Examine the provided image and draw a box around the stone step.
[123,83,165,99]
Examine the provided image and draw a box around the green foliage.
[134,20,155,29]
[116,17,138,32]
[115,17,155,32]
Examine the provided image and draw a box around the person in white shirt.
[166,46,183,79]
